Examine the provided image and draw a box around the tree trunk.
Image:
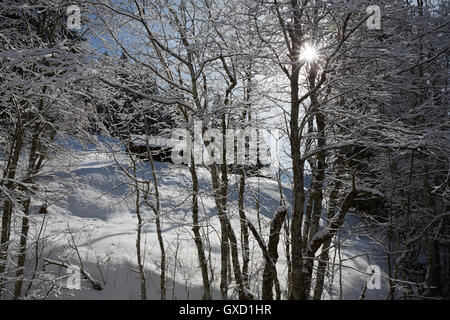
[189,156,212,300]
[144,120,166,300]
[289,58,306,301]
[0,125,24,295]
[134,179,147,300]
[13,121,50,299]
[12,198,31,299]
[238,168,250,287]
[262,207,287,299]
[313,156,343,299]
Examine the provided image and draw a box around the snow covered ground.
[21,143,389,300]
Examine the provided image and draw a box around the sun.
[300,44,318,62]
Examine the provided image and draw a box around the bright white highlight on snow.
[300,44,318,62]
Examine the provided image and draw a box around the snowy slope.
[23,145,389,300]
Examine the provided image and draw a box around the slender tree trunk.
[262,207,287,299]
[13,120,50,299]
[386,151,397,300]
[216,128,231,299]
[189,156,212,300]
[12,198,31,299]
[302,170,315,253]
[284,216,292,299]
[209,162,230,299]
[132,158,147,300]
[210,163,249,299]
[423,164,441,297]
[144,120,166,300]
[313,156,343,299]
[302,62,326,299]
[0,125,24,295]
[238,168,250,287]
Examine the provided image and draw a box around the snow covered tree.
[0,0,93,299]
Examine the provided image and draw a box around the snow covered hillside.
[18,145,389,300]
